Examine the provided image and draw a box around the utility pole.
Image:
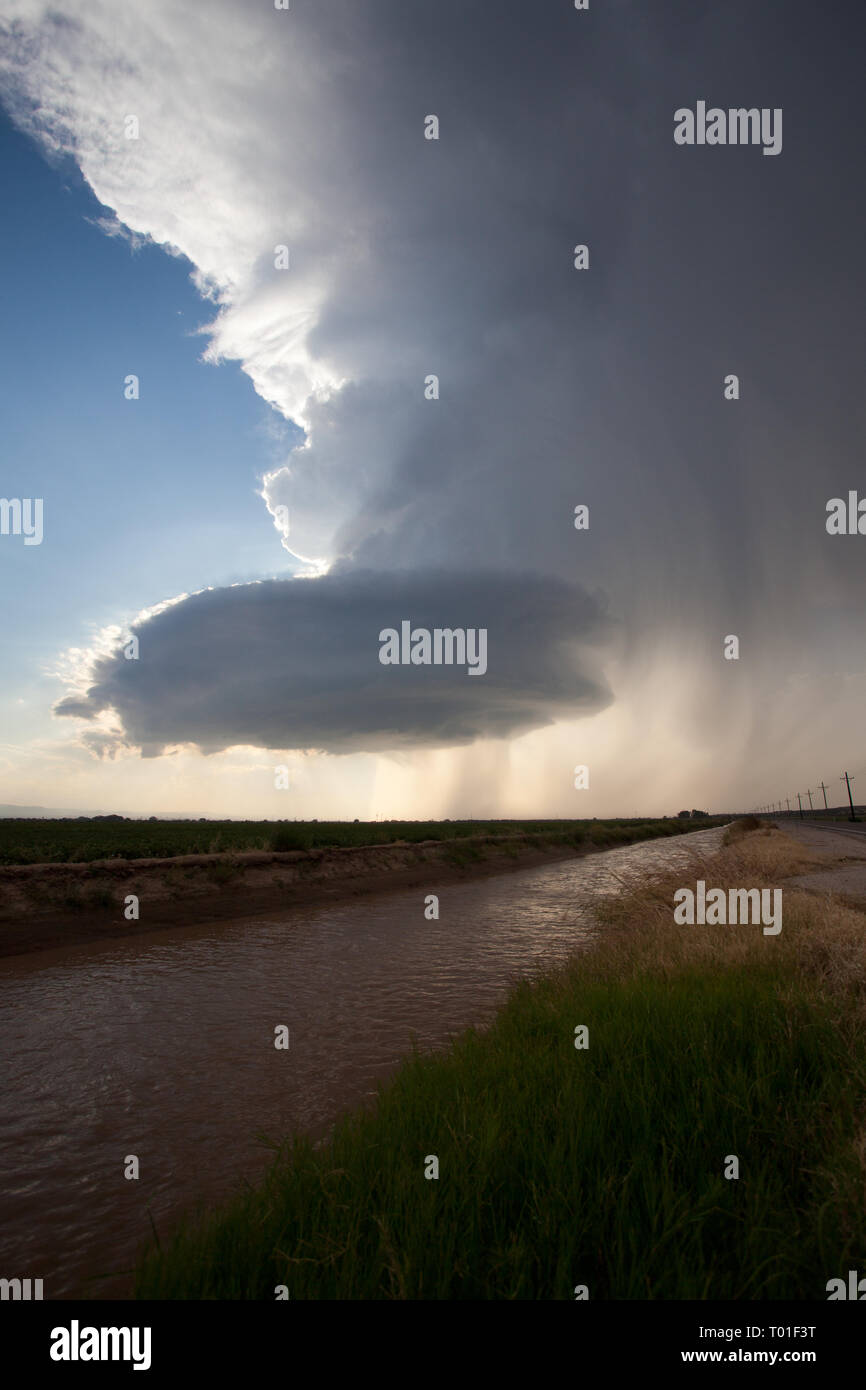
[841,772,857,822]
[797,793,803,819]
[786,797,791,813]
[807,788,813,812]
[819,780,829,810]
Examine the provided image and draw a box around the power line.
[753,769,859,823]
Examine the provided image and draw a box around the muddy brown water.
[0,825,725,1298]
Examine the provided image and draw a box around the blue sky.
[1,110,301,759]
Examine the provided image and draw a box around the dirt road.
[773,818,866,904]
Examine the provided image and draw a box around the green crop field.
[0,815,727,866]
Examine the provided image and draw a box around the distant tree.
[677,810,690,819]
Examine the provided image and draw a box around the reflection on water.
[0,826,724,1297]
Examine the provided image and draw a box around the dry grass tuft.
[591,828,866,1019]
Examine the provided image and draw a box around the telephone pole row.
[753,774,857,822]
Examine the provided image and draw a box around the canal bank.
[134,821,866,1300]
[2,825,727,1298]
[0,819,725,960]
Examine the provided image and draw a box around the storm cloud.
[55,570,613,756]
[3,0,865,807]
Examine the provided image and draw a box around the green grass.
[0,816,727,866]
[134,956,866,1300]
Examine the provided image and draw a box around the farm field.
[0,815,727,866]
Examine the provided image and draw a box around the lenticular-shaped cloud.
[54,571,613,756]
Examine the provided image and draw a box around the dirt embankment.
[0,833,592,959]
